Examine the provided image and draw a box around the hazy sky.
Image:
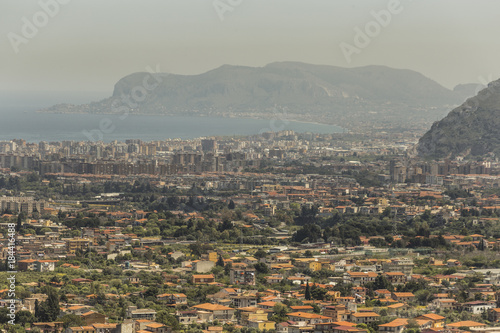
[2,0,500,94]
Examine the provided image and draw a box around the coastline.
[35,110,341,129]
[1,109,344,143]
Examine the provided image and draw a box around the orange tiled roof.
[193,303,233,311]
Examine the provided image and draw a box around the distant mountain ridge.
[417,78,500,158]
[40,62,475,128]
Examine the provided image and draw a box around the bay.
[0,108,343,143]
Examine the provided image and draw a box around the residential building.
[382,258,413,276]
[66,238,92,254]
[192,303,235,323]
[287,312,331,325]
[192,274,215,284]
[461,301,495,314]
[349,312,380,325]
[81,311,107,325]
[343,272,377,286]
[391,292,415,303]
[126,306,156,320]
[230,266,256,285]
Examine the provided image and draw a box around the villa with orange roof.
[191,274,215,284]
[415,314,445,328]
[192,303,235,323]
[379,318,431,333]
[446,321,487,329]
[314,322,367,333]
[348,312,380,325]
[287,312,332,325]
[343,271,377,286]
[391,292,415,303]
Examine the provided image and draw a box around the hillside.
[417,79,500,158]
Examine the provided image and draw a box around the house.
[145,322,171,333]
[287,312,331,325]
[240,308,271,325]
[81,311,107,325]
[379,319,431,333]
[378,319,408,333]
[170,293,188,305]
[336,297,356,307]
[351,287,367,297]
[348,312,380,325]
[309,261,323,272]
[415,314,446,328]
[231,294,259,308]
[248,320,276,330]
[208,288,239,305]
[382,258,413,276]
[176,310,198,325]
[489,308,500,322]
[287,275,312,285]
[157,293,188,305]
[391,292,415,303]
[386,303,407,316]
[277,321,297,333]
[446,321,487,330]
[66,327,96,333]
[314,322,367,333]
[323,305,348,322]
[192,303,235,323]
[374,289,392,299]
[324,291,341,302]
[244,256,259,266]
[202,326,224,333]
[343,272,377,286]
[201,251,218,263]
[36,259,58,272]
[18,259,58,272]
[433,293,451,299]
[32,322,65,333]
[66,238,92,254]
[126,306,156,320]
[258,301,277,310]
[383,272,407,285]
[230,266,256,285]
[461,300,495,314]
[192,260,216,273]
[446,259,461,267]
[64,305,93,316]
[431,299,456,311]
[192,274,215,284]
[135,319,156,331]
[265,274,284,284]
[287,323,315,333]
[92,323,118,333]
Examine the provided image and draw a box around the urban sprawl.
[0,131,500,333]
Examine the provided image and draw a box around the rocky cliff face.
[417,79,500,159]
